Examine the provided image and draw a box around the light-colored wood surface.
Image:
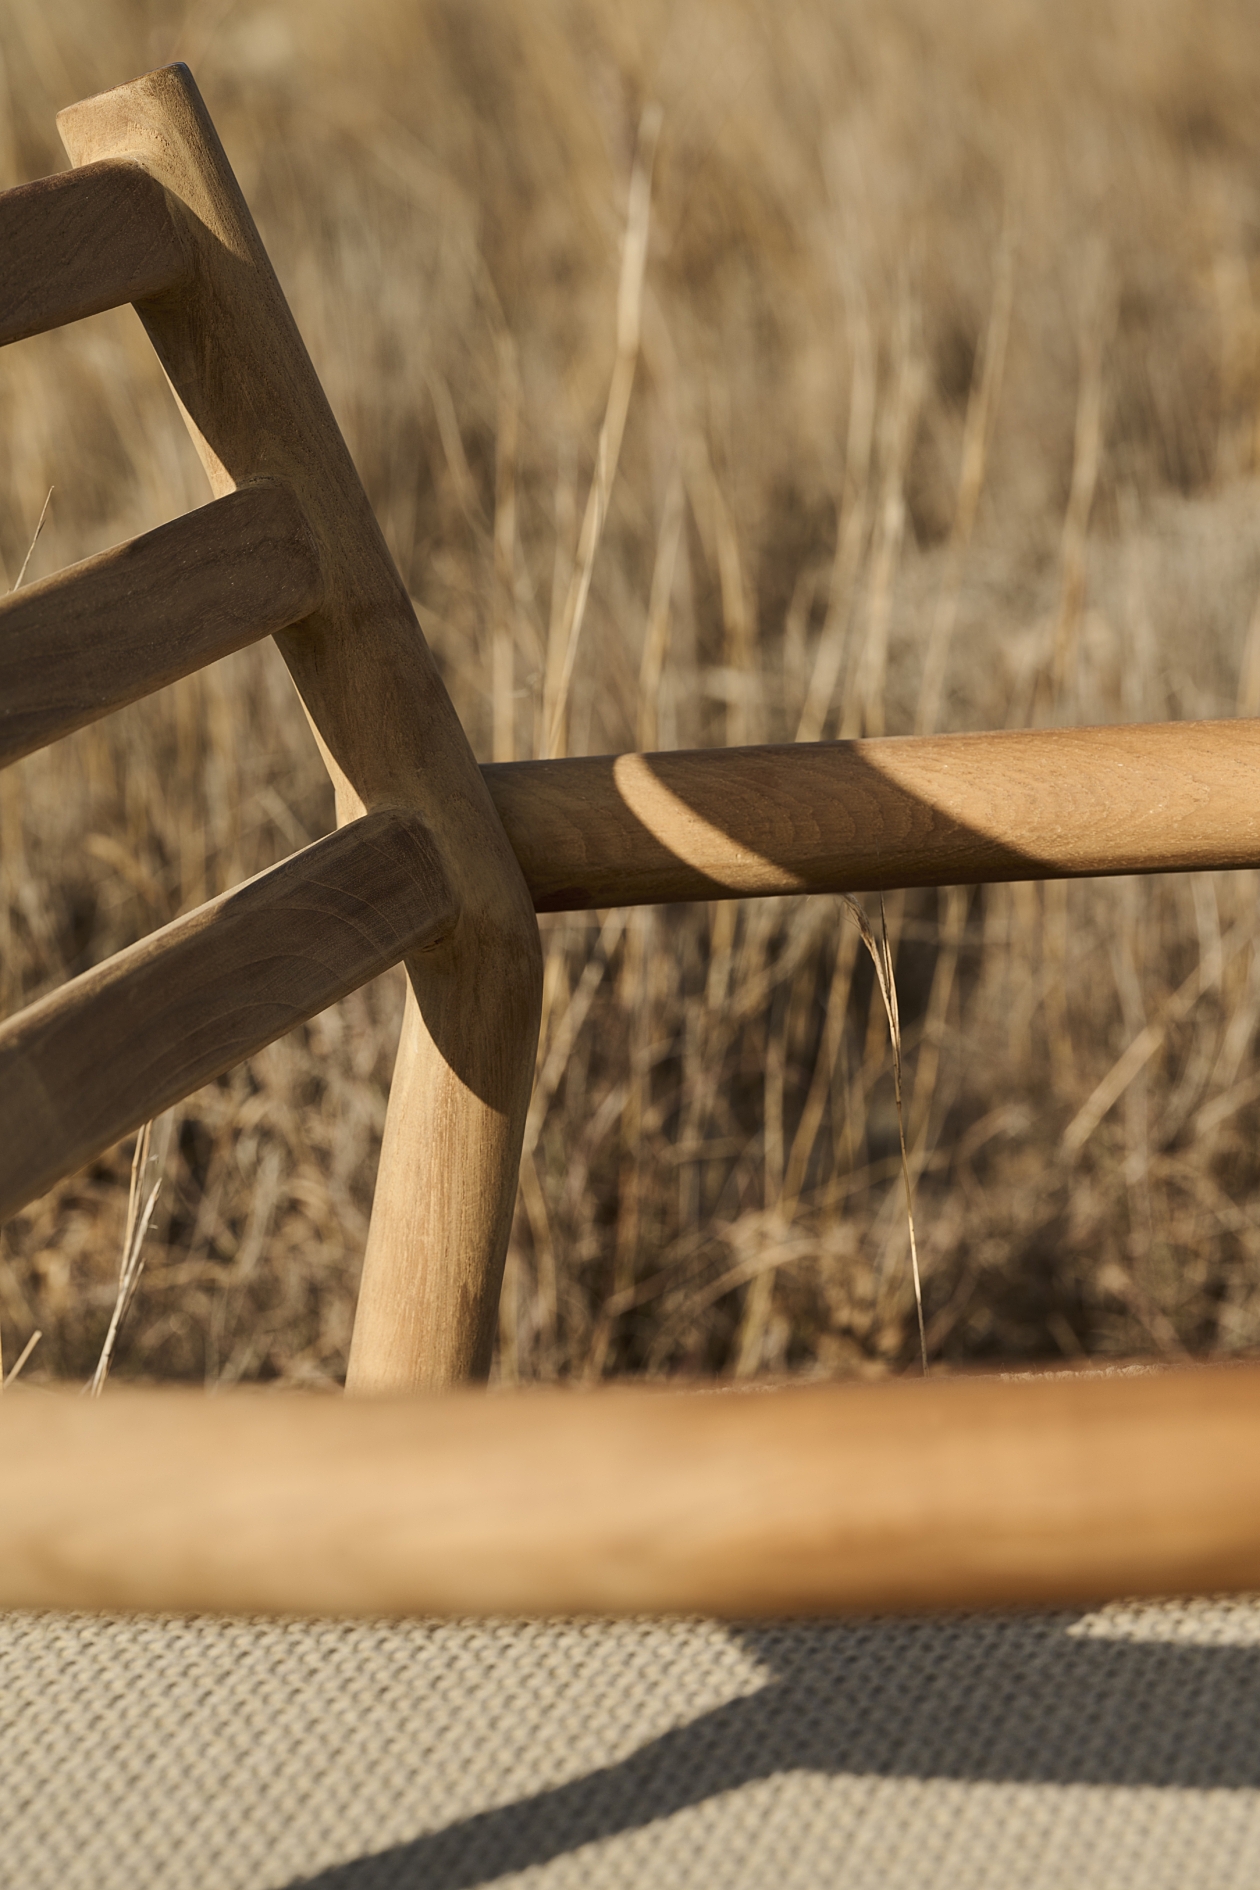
[484,719,1260,909]
[0,158,191,347]
[0,480,322,768]
[0,813,454,1224]
[57,66,542,1391]
[2,1367,1259,1616]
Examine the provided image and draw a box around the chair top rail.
[0,480,323,770]
[0,159,191,348]
[1,1365,1257,1617]
[484,718,1260,910]
[0,811,455,1224]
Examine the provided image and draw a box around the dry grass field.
[4,0,1260,1387]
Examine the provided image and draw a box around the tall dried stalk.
[542,102,661,758]
[1,1327,41,1390]
[11,486,52,592]
[842,896,928,1374]
[915,210,1016,735]
[491,331,521,764]
[796,260,875,745]
[89,1120,164,1396]
[1049,248,1113,705]
[841,282,925,739]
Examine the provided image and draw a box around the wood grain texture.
[0,812,454,1224]
[58,66,542,1391]
[2,1367,1260,1616]
[0,159,191,347]
[484,719,1260,909]
[0,480,323,768]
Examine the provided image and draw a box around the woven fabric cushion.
[5,1602,1260,1888]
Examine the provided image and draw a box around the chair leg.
[348,914,542,1391]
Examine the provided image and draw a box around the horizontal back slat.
[0,159,191,348]
[0,480,323,768]
[0,812,455,1222]
[0,1366,1256,1616]
[485,719,1260,909]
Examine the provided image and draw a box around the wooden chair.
[0,61,543,1393]
[4,65,1260,1617]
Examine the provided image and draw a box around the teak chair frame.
[4,65,1260,1617]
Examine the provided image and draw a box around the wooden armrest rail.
[2,1366,1258,1617]
[0,159,191,348]
[0,480,323,768]
[0,811,455,1223]
[484,718,1260,909]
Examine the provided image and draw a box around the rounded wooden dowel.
[0,812,455,1224]
[0,480,323,769]
[0,159,191,347]
[483,719,1260,909]
[2,1367,1259,1618]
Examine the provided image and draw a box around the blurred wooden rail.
[484,719,1260,910]
[3,1367,1259,1617]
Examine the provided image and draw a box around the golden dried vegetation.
[4,0,1260,1385]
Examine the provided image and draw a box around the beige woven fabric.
[5,1602,1260,1888]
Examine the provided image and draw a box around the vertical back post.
[58,64,542,1389]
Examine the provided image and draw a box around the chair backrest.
[0,62,543,1395]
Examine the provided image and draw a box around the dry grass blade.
[542,101,661,758]
[12,487,53,592]
[1062,916,1254,1155]
[1,1329,41,1390]
[915,206,1016,736]
[842,893,928,1374]
[89,1120,163,1396]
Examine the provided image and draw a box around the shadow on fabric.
[288,1613,1260,1888]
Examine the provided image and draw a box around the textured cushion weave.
[5,1602,1260,1887]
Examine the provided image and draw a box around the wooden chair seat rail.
[0,159,191,347]
[0,481,323,768]
[0,812,454,1224]
[3,1367,1259,1618]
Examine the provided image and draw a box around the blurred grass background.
[4,0,1260,1385]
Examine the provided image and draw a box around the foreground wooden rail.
[2,1367,1257,1616]
[485,719,1260,910]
